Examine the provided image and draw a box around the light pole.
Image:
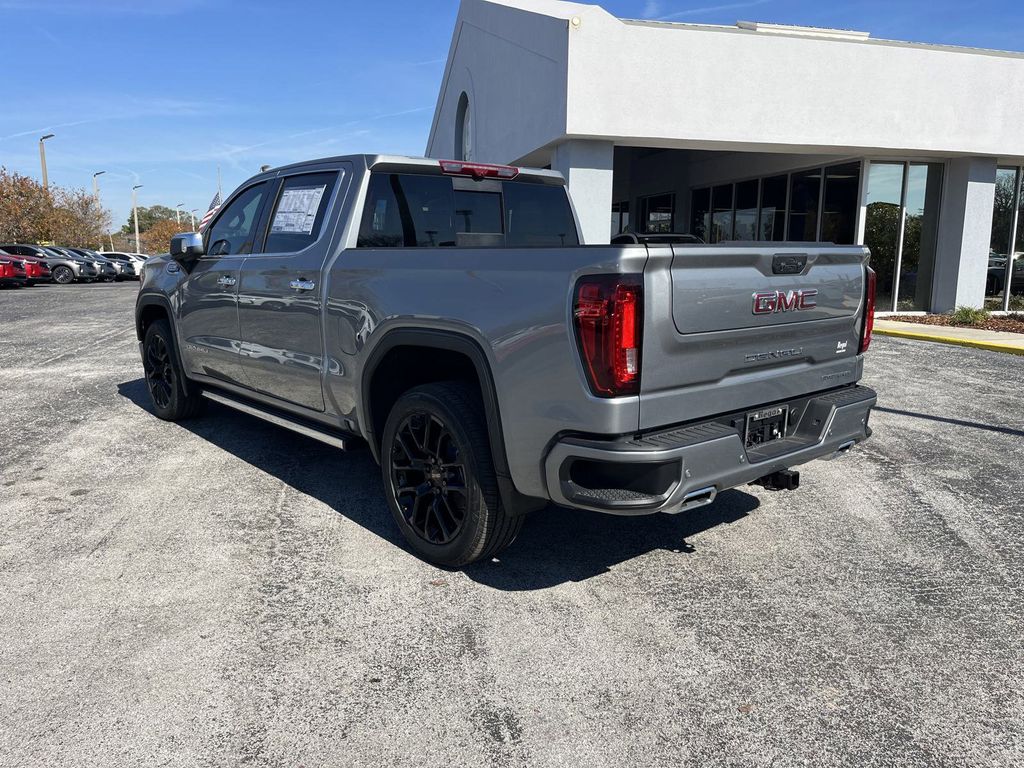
[92,170,106,200]
[176,203,184,226]
[190,209,198,230]
[92,172,106,250]
[39,134,55,190]
[132,184,144,254]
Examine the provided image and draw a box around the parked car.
[0,253,26,287]
[99,251,142,280]
[985,252,1024,296]
[66,248,118,281]
[0,244,98,284]
[0,248,49,285]
[136,155,877,567]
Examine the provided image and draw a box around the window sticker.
[271,185,327,235]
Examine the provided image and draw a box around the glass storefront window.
[988,168,1020,309]
[788,169,822,242]
[897,163,943,311]
[711,185,734,243]
[759,175,787,241]
[863,161,943,312]
[734,180,758,241]
[640,193,674,233]
[821,162,860,245]
[691,188,710,242]
[610,201,630,237]
[864,163,905,312]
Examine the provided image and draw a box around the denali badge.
[745,347,803,363]
[752,289,818,315]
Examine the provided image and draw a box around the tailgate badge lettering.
[752,289,818,315]
[836,340,848,354]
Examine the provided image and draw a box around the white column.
[932,157,997,311]
[552,139,614,245]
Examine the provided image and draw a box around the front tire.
[142,319,204,421]
[52,266,75,284]
[381,382,523,567]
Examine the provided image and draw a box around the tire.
[381,381,523,567]
[52,265,75,284]
[142,318,204,421]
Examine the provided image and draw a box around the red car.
[20,254,50,285]
[0,256,26,287]
[0,248,48,286]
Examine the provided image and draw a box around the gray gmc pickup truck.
[136,155,877,567]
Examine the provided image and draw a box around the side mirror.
[169,232,204,265]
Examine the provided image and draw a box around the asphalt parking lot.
[1,283,1022,767]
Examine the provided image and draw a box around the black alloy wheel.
[381,381,524,567]
[141,319,203,421]
[390,412,468,546]
[144,333,175,411]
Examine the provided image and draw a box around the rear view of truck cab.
[547,244,877,515]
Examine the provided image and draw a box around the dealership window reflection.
[988,167,1023,311]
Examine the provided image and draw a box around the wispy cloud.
[0,98,229,142]
[642,1,662,18]
[0,0,208,14]
[658,0,771,20]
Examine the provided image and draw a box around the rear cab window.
[357,172,578,248]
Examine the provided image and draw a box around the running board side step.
[201,390,352,450]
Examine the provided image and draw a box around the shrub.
[949,306,991,325]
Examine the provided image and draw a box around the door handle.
[216,275,237,287]
[289,279,316,292]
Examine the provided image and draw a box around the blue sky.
[2,0,1022,228]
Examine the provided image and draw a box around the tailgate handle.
[772,254,807,275]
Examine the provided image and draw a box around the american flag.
[198,191,222,231]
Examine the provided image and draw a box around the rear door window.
[357,172,578,248]
[263,172,338,253]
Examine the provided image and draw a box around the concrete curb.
[874,327,1024,357]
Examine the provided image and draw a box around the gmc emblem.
[752,289,818,315]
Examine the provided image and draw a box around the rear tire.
[381,381,523,567]
[52,266,74,284]
[142,319,204,421]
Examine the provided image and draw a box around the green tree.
[121,204,182,234]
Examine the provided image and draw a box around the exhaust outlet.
[673,486,717,513]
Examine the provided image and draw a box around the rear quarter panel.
[324,245,648,499]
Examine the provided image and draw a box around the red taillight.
[26,263,41,277]
[439,160,519,180]
[573,275,643,397]
[860,266,876,354]
[0,263,12,278]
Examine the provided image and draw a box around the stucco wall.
[426,0,573,164]
[564,11,1024,158]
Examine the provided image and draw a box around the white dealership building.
[427,0,1024,312]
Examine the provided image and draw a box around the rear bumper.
[543,385,876,515]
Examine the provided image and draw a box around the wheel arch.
[360,328,543,517]
[136,294,193,396]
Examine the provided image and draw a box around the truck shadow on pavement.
[118,378,760,591]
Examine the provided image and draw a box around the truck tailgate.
[640,244,869,431]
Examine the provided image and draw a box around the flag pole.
[217,165,222,198]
